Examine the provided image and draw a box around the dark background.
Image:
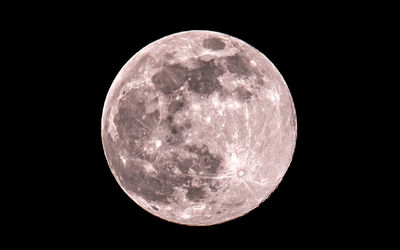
[7,3,387,247]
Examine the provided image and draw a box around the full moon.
[101,30,297,226]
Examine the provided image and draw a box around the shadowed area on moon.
[102,31,297,225]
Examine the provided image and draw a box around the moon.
[101,30,297,226]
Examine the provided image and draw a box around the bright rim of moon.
[101,30,297,226]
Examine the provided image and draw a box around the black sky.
[7,3,381,246]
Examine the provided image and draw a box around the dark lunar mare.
[151,63,187,95]
[168,95,185,113]
[173,145,224,202]
[225,54,252,77]
[166,92,189,140]
[202,37,225,51]
[187,59,224,96]
[186,186,207,201]
[113,89,160,158]
[151,59,226,97]
[185,144,222,174]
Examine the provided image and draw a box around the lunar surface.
[101,30,297,226]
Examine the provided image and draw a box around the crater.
[233,86,252,101]
[237,169,245,177]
